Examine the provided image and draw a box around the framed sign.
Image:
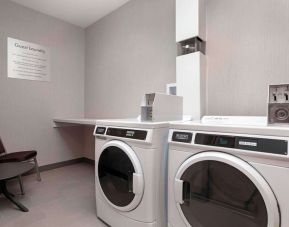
[7,37,50,81]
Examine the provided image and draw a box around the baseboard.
[26,157,95,175]
[81,157,95,165]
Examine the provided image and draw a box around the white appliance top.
[95,118,170,129]
[95,115,192,129]
[170,117,289,137]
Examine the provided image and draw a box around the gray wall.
[206,0,289,115]
[85,0,289,118]
[0,1,85,165]
[85,0,176,119]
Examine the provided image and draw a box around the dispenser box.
[268,84,289,104]
[267,84,289,125]
[176,52,206,120]
[141,93,183,122]
[176,0,206,42]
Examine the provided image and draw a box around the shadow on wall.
[54,126,85,159]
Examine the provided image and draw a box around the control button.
[172,131,193,143]
[95,127,106,135]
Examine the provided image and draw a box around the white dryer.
[168,121,289,227]
[93,119,169,227]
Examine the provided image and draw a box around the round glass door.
[174,152,280,227]
[97,140,144,211]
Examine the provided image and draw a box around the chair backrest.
[0,137,6,154]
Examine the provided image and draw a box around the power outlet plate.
[268,84,289,124]
[268,84,289,103]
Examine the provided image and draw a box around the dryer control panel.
[170,130,288,156]
[195,133,288,155]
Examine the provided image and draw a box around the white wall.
[0,0,85,165]
[85,0,176,119]
[206,0,289,115]
[85,0,289,119]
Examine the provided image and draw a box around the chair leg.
[34,157,41,181]
[18,175,25,195]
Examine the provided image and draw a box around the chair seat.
[0,151,37,163]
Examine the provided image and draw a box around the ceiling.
[10,0,131,28]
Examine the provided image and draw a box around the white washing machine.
[93,119,169,227]
[168,121,289,227]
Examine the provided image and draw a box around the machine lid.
[174,152,280,227]
[97,140,144,212]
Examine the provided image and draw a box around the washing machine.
[93,119,169,227]
[168,121,289,227]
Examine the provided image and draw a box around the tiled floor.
[0,163,107,227]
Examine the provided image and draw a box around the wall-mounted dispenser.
[268,84,289,125]
[177,37,205,56]
[140,93,183,122]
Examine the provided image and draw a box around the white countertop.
[53,118,97,127]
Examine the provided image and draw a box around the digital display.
[106,128,147,140]
[195,134,235,148]
[216,136,235,147]
[172,132,193,143]
[219,137,229,145]
[95,127,106,135]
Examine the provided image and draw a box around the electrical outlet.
[268,84,289,124]
[269,84,289,103]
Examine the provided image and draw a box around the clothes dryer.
[94,119,169,227]
[168,121,289,227]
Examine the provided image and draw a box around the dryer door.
[174,151,280,227]
[97,140,144,212]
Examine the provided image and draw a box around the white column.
[176,52,206,119]
[176,0,206,42]
[176,0,206,120]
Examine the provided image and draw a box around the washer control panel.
[94,126,147,141]
[106,127,147,140]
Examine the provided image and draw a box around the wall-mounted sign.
[7,37,50,81]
